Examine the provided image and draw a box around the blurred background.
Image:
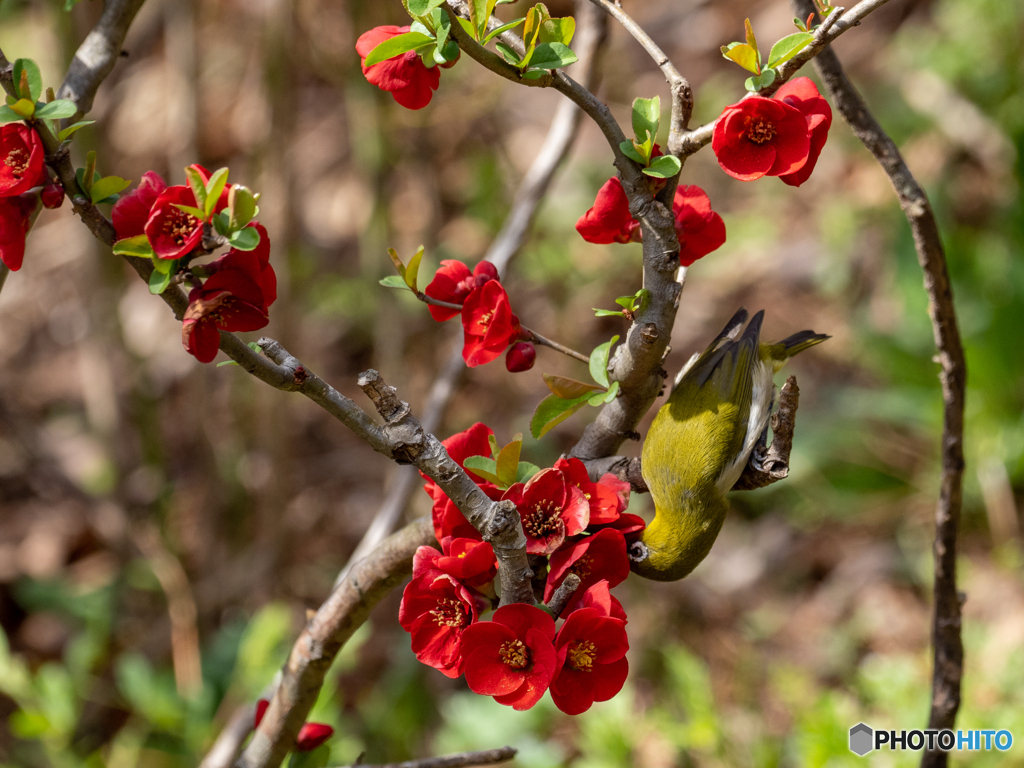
[1,0,1023,765]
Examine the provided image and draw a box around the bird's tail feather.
[772,329,830,359]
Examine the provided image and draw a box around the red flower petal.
[356,26,441,110]
[575,178,639,245]
[0,194,37,271]
[145,185,204,259]
[672,185,727,267]
[295,722,334,751]
[424,259,474,321]
[544,528,629,602]
[113,171,167,240]
[0,124,45,197]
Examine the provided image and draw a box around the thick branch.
[789,3,966,763]
[679,0,893,155]
[57,0,148,123]
[236,518,436,768]
[332,747,517,768]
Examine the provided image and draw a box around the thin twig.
[331,747,517,768]
[732,376,800,490]
[524,328,590,364]
[199,703,257,768]
[546,573,581,617]
[788,3,966,763]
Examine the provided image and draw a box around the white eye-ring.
[628,540,649,563]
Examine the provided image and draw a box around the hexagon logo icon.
[849,723,874,756]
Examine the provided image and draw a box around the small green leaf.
[216,360,240,367]
[589,334,619,389]
[228,226,261,251]
[90,176,131,204]
[642,155,682,179]
[387,247,406,279]
[619,140,646,165]
[149,268,172,295]
[379,275,409,289]
[487,434,501,460]
[58,120,94,140]
[0,106,23,124]
[744,18,759,60]
[516,461,541,483]
[13,59,42,102]
[151,255,174,274]
[462,455,502,486]
[81,151,97,196]
[522,3,550,48]
[184,166,208,215]
[455,15,478,40]
[631,96,660,146]
[203,167,229,219]
[9,98,35,119]
[433,12,452,63]
[767,32,813,68]
[543,373,604,399]
[496,435,523,488]
[538,16,574,45]
[530,393,592,439]
[524,42,577,70]
[482,17,527,44]
[745,68,777,93]
[228,185,258,229]
[404,245,424,292]
[614,295,636,309]
[112,234,154,258]
[602,380,620,403]
[173,204,208,220]
[495,42,521,64]
[721,42,760,74]
[364,31,435,66]
[594,309,625,318]
[588,390,607,406]
[34,100,77,120]
[408,0,446,15]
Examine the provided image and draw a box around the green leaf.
[721,42,760,74]
[516,461,541,483]
[496,435,523,488]
[530,392,592,439]
[495,42,521,64]
[34,100,77,120]
[173,204,207,220]
[589,334,619,389]
[404,245,424,292]
[542,373,603,399]
[744,18,759,60]
[185,166,208,214]
[379,275,410,289]
[204,167,229,219]
[387,247,406,279]
[90,176,131,205]
[228,185,258,229]
[462,455,502,485]
[364,31,435,66]
[643,155,682,179]
[9,98,35,118]
[455,15,478,40]
[57,120,94,140]
[112,234,154,259]
[151,255,174,274]
[228,226,261,251]
[618,140,646,165]
[745,68,777,93]
[614,294,637,309]
[0,106,23,124]
[482,17,527,44]
[81,151,97,196]
[149,268,172,295]
[538,16,574,45]
[524,42,577,70]
[408,0,446,14]
[13,59,42,102]
[602,380,620,403]
[594,308,625,318]
[631,96,660,146]
[487,434,500,459]
[522,3,551,48]
[767,32,813,68]
[432,12,452,63]
[216,360,240,367]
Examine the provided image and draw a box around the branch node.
[547,573,581,617]
[358,369,411,424]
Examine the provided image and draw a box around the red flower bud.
[40,182,63,209]
[254,699,269,728]
[505,342,536,372]
[295,722,334,751]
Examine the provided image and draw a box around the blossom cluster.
[422,259,535,371]
[400,422,644,714]
[0,124,64,272]
[112,167,277,363]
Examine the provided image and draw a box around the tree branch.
[236,518,436,768]
[332,747,517,768]
[732,376,801,490]
[546,572,581,618]
[788,4,966,763]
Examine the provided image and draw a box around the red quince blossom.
[0,124,45,197]
[41,182,63,210]
[182,264,269,363]
[503,468,589,555]
[112,171,167,240]
[590,512,646,540]
[414,538,497,588]
[424,259,499,322]
[673,185,727,267]
[505,342,536,373]
[773,77,832,187]
[461,280,521,367]
[461,603,558,711]
[205,223,276,313]
[712,96,811,181]
[575,177,639,245]
[544,528,630,603]
[576,580,627,623]
[550,606,629,715]
[0,193,39,271]
[144,165,228,260]
[295,723,334,751]
[554,457,629,526]
[356,26,441,110]
[399,571,481,678]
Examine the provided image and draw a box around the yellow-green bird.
[631,308,828,581]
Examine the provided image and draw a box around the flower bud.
[295,722,334,751]
[506,342,536,373]
[41,182,64,210]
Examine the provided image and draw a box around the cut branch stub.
[733,375,800,491]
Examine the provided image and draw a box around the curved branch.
[331,747,517,768]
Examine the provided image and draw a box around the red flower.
[711,96,810,181]
[503,468,589,555]
[575,178,639,245]
[0,124,45,197]
[356,26,441,110]
[673,185,727,267]
[424,259,498,322]
[40,182,63,210]
[205,223,276,313]
[553,458,629,526]
[181,266,269,363]
[550,607,629,715]
[296,723,334,751]
[254,699,270,728]
[576,580,627,623]
[0,193,38,271]
[399,572,481,678]
[461,604,558,711]
[505,342,535,372]
[112,171,167,240]
[773,77,832,187]
[414,538,497,588]
[145,185,205,260]
[590,512,646,540]
[461,280,521,367]
[544,528,630,603]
